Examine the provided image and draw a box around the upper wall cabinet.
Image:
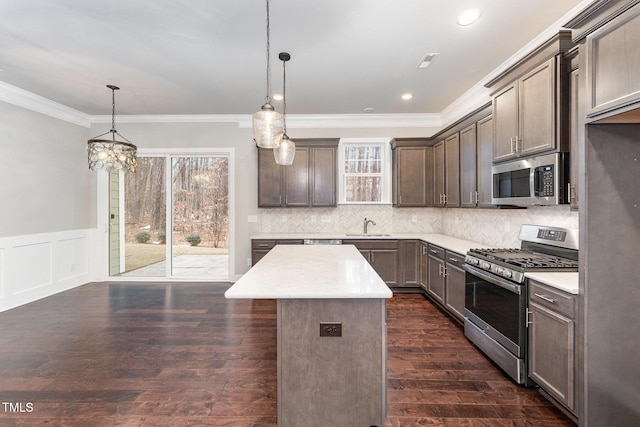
[391,139,433,207]
[486,31,574,163]
[257,138,338,208]
[583,2,640,123]
[432,134,460,208]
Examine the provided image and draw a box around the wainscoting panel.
[0,229,92,312]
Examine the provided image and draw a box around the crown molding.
[0,81,90,127]
[88,113,442,129]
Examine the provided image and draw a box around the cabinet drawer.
[343,240,398,250]
[252,240,276,250]
[445,250,465,266]
[276,239,304,245]
[529,281,575,319]
[427,244,445,260]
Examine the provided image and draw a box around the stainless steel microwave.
[491,152,568,206]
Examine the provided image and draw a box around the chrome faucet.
[363,217,376,234]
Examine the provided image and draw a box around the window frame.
[337,138,392,205]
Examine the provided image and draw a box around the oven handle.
[463,264,521,295]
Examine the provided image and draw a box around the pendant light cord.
[282,57,287,133]
[265,0,272,104]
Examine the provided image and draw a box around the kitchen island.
[225,244,392,427]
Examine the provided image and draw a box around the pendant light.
[252,0,284,148]
[274,52,295,165]
[87,85,137,172]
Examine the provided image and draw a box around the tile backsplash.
[259,205,578,248]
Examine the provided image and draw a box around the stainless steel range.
[463,224,578,385]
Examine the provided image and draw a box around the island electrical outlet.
[320,322,342,337]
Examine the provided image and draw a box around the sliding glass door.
[109,153,229,280]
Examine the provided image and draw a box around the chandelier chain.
[111,87,116,133]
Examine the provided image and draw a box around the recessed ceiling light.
[417,53,440,69]
[401,93,413,100]
[457,9,481,26]
[363,107,375,113]
[272,94,283,101]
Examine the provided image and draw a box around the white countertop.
[252,233,488,255]
[251,232,579,293]
[226,244,392,299]
[525,272,579,295]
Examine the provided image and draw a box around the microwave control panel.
[535,165,554,196]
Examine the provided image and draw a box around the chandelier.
[252,0,284,149]
[274,52,295,165]
[87,85,137,172]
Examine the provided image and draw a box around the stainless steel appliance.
[491,152,569,206]
[463,224,578,385]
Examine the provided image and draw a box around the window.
[338,138,392,204]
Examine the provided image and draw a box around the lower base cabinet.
[528,280,576,414]
[444,252,465,321]
[424,244,465,323]
[252,239,304,265]
[343,240,399,287]
[427,245,445,304]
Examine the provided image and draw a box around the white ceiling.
[0,0,590,117]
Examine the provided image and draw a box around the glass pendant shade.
[274,134,295,165]
[87,85,137,173]
[253,102,284,148]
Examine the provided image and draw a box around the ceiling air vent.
[417,53,440,69]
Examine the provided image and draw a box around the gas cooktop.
[464,225,579,283]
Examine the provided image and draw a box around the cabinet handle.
[470,191,474,204]
[442,194,447,204]
[448,257,459,263]
[515,136,521,153]
[510,137,515,154]
[568,182,576,203]
[399,195,402,204]
[257,243,270,248]
[430,249,439,254]
[474,191,479,204]
[534,293,556,304]
[526,309,533,327]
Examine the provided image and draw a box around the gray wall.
[1,101,93,237]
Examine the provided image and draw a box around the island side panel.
[277,298,387,427]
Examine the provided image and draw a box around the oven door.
[464,264,527,358]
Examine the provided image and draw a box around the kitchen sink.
[345,233,392,237]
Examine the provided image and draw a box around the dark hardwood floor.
[0,282,574,426]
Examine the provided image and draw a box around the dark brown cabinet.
[476,115,495,207]
[528,280,576,413]
[419,241,429,292]
[310,145,337,206]
[344,239,399,287]
[567,49,580,209]
[444,251,466,322]
[583,2,640,122]
[424,244,465,323]
[459,123,477,208]
[392,139,432,207]
[257,139,338,208]
[251,239,305,265]
[493,59,557,161]
[433,134,460,207]
[486,31,573,163]
[426,244,445,304]
[398,239,420,288]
